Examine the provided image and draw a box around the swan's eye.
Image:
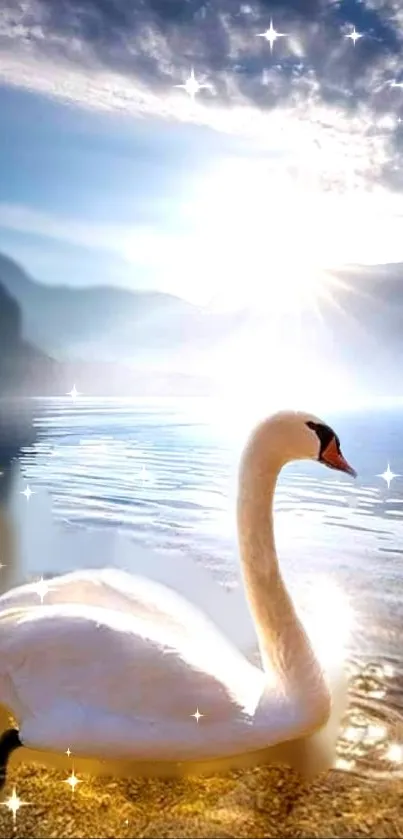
[306,421,337,458]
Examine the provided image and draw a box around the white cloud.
[0,203,129,249]
[0,43,395,197]
[0,0,403,272]
[0,203,183,270]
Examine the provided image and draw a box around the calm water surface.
[19,398,403,777]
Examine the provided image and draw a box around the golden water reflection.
[337,660,403,777]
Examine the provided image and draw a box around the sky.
[0,0,403,314]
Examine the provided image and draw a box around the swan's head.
[265,411,357,477]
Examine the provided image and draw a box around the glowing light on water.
[342,725,362,743]
[340,721,388,752]
[365,723,387,744]
[364,663,393,684]
[138,465,152,484]
[386,743,403,763]
[335,757,356,771]
[368,687,386,700]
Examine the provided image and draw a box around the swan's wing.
[0,567,249,660]
[0,601,344,774]
[0,602,268,761]
[0,567,268,714]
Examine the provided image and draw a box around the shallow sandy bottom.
[0,762,401,838]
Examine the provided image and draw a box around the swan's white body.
[0,411,353,774]
[0,568,307,761]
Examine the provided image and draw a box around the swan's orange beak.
[321,438,357,478]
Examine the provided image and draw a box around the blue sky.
[0,84,239,296]
[1,0,403,307]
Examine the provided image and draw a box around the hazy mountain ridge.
[0,252,240,363]
[0,254,234,396]
[0,251,402,398]
[0,281,216,397]
[0,281,57,397]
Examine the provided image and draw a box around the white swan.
[0,410,356,785]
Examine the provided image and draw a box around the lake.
[12,397,403,778]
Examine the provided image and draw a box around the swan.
[0,410,356,787]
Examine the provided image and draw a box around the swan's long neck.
[237,420,330,713]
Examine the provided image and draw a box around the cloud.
[0,202,183,270]
[0,203,135,250]
[2,170,403,308]
[0,0,403,194]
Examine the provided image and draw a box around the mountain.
[0,281,57,397]
[0,283,55,487]
[0,251,402,399]
[0,253,238,396]
[0,277,216,397]
[0,252,236,364]
[0,252,249,396]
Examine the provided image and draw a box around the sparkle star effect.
[20,484,34,501]
[1,787,29,825]
[64,769,81,792]
[65,747,72,758]
[67,384,80,400]
[32,576,51,603]
[256,19,287,52]
[174,68,209,101]
[377,463,399,489]
[345,26,363,45]
[191,708,204,723]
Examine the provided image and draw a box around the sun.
[202,229,343,320]
[185,157,345,315]
[229,255,338,318]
